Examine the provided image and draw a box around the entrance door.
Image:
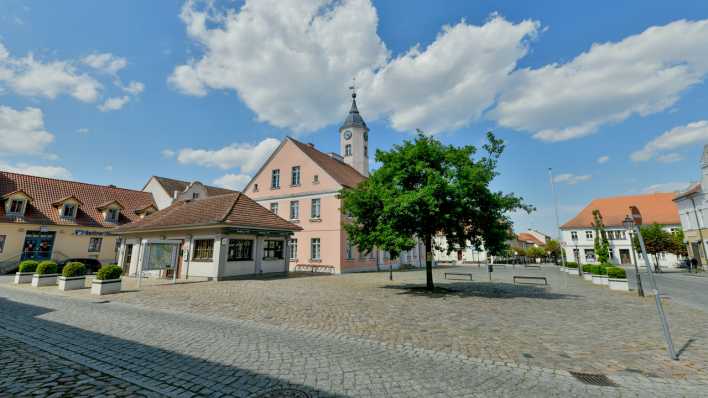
[22,231,56,261]
[619,249,631,265]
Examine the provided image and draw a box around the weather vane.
[349,76,357,98]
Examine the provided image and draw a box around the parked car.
[58,258,102,274]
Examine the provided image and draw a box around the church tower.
[339,90,369,176]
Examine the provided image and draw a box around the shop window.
[88,237,103,253]
[263,240,283,259]
[228,239,253,261]
[192,239,214,261]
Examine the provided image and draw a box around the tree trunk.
[424,233,434,290]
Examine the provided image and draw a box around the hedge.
[96,264,122,281]
[18,260,39,273]
[590,265,608,275]
[607,267,627,279]
[582,264,592,273]
[62,262,87,278]
[565,262,578,268]
[36,260,58,275]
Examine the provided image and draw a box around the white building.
[433,235,488,264]
[561,193,681,268]
[143,176,235,210]
[673,145,708,267]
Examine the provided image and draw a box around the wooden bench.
[524,264,541,269]
[294,264,336,273]
[513,275,547,285]
[444,272,473,281]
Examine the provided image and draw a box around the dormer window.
[97,200,124,224]
[3,190,32,216]
[9,199,25,214]
[253,183,259,192]
[52,195,83,221]
[62,204,77,219]
[106,208,120,223]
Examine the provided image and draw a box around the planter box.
[58,276,87,291]
[31,273,58,287]
[608,278,630,291]
[583,272,593,281]
[591,275,608,285]
[566,268,579,276]
[91,278,121,295]
[14,272,34,284]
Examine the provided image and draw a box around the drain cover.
[252,387,311,398]
[570,371,618,387]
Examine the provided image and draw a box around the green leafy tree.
[669,229,688,258]
[527,246,546,260]
[592,210,610,263]
[544,239,561,261]
[513,246,527,257]
[341,131,532,290]
[634,223,673,269]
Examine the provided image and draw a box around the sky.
[1,0,708,236]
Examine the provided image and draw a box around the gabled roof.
[149,176,234,197]
[288,138,367,188]
[0,171,155,227]
[673,182,702,202]
[113,193,302,233]
[1,189,34,201]
[134,204,158,215]
[51,195,84,207]
[561,193,680,229]
[96,200,125,210]
[517,232,544,246]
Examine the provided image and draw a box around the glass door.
[22,231,56,261]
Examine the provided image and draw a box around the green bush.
[96,264,122,281]
[565,262,578,268]
[590,265,608,275]
[18,260,39,273]
[607,267,627,279]
[62,262,87,278]
[582,264,592,273]
[36,260,58,275]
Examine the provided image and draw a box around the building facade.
[244,92,424,274]
[561,193,681,268]
[0,171,156,273]
[143,176,235,210]
[433,236,488,264]
[114,193,300,280]
[673,145,708,267]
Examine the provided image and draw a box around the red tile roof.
[113,193,302,233]
[0,171,155,227]
[289,138,367,188]
[561,193,680,229]
[516,232,544,245]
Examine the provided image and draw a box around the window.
[9,199,24,214]
[88,237,102,253]
[62,204,76,219]
[271,169,280,189]
[313,174,319,184]
[192,239,214,261]
[290,200,299,220]
[345,144,352,156]
[291,166,301,186]
[228,239,253,261]
[585,230,593,240]
[311,198,321,219]
[345,240,353,260]
[584,249,595,262]
[124,244,133,266]
[364,145,368,157]
[253,183,259,192]
[288,239,297,259]
[192,192,199,199]
[263,240,283,259]
[106,208,120,223]
[0,235,5,253]
[572,248,580,262]
[311,238,321,260]
[570,231,578,240]
[270,202,279,214]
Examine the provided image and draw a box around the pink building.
[245,93,424,273]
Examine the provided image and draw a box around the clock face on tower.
[343,130,352,140]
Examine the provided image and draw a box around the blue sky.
[1,0,708,235]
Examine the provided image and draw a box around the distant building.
[0,171,155,273]
[561,193,681,267]
[514,229,550,249]
[673,145,708,267]
[143,176,235,210]
[433,236,487,264]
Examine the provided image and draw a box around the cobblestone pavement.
[74,265,708,382]
[1,285,707,397]
[2,268,708,397]
[1,335,155,397]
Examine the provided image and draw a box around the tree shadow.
[381,282,579,300]
[0,296,340,398]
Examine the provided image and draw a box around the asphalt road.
[625,268,708,312]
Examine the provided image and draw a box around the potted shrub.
[591,264,609,286]
[58,262,87,291]
[607,267,629,291]
[565,261,579,276]
[14,260,38,284]
[582,264,593,281]
[91,264,123,295]
[31,260,58,287]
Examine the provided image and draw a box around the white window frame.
[9,199,25,215]
[106,207,120,223]
[62,203,77,219]
[270,202,279,214]
[570,231,578,240]
[290,200,299,220]
[88,237,103,253]
[311,238,321,260]
[311,198,321,219]
[291,166,301,186]
[345,144,352,156]
[288,239,297,260]
[271,169,280,189]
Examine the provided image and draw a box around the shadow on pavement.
[0,296,337,398]
[381,282,578,300]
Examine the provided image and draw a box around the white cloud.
[98,96,130,112]
[82,53,127,74]
[170,0,538,133]
[213,173,251,191]
[642,181,690,193]
[77,127,89,134]
[0,106,54,154]
[176,138,280,172]
[597,155,609,164]
[493,19,708,141]
[122,81,144,95]
[657,153,683,163]
[0,161,71,179]
[553,173,592,185]
[631,120,708,162]
[161,149,176,159]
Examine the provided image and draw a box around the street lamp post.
[623,217,644,297]
[625,209,678,360]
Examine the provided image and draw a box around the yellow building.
[0,171,156,273]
